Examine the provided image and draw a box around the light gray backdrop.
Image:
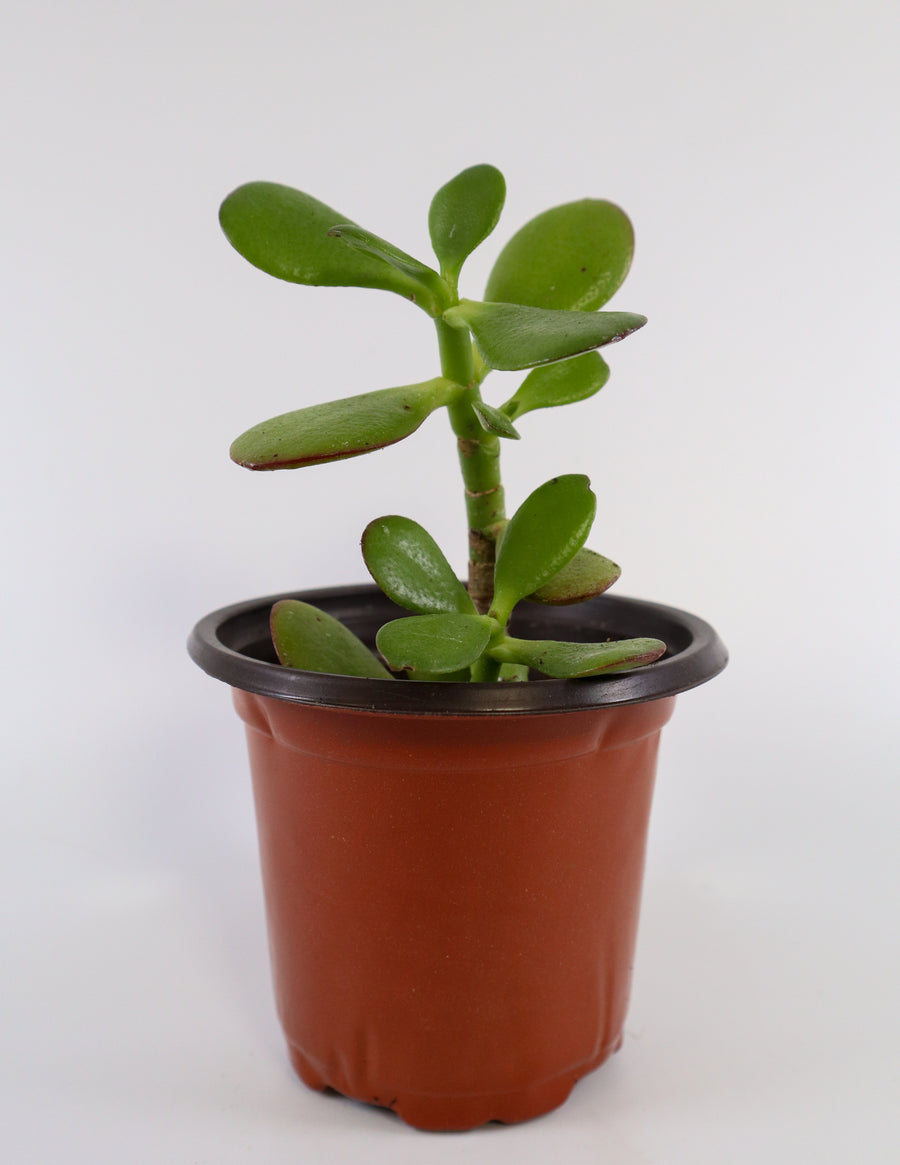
[3,1,897,1162]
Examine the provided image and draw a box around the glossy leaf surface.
[405,667,473,683]
[484,199,634,311]
[528,547,621,605]
[376,613,494,674]
[270,600,392,678]
[361,515,476,615]
[327,223,448,310]
[472,400,520,440]
[444,300,646,371]
[491,475,596,624]
[428,164,506,279]
[503,351,610,420]
[230,378,460,470]
[490,635,666,677]
[220,182,433,307]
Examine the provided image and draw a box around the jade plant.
[221,164,666,682]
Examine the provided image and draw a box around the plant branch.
[435,318,507,612]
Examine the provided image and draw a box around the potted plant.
[189,164,727,1131]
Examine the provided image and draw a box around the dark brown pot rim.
[188,584,727,716]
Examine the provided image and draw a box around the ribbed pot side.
[232,688,676,1131]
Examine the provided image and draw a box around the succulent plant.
[221,165,665,681]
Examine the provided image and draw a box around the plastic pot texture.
[189,586,726,1131]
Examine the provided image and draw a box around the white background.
[2,1,898,1161]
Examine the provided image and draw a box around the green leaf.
[270,600,393,678]
[472,345,490,385]
[230,378,461,470]
[428,164,506,281]
[491,475,597,624]
[503,351,610,420]
[376,613,495,674]
[472,400,521,440]
[326,223,449,310]
[527,547,620,605]
[489,636,666,678]
[219,181,439,311]
[405,667,473,683]
[444,300,646,371]
[485,199,635,311]
[361,515,476,615]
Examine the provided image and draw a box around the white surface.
[2,1,898,1161]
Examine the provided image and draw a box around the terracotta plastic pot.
[189,586,726,1131]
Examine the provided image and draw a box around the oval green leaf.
[472,400,520,440]
[484,199,635,311]
[220,181,433,307]
[362,515,475,615]
[404,667,473,683]
[490,636,666,677]
[230,378,461,470]
[502,351,610,420]
[491,475,597,624]
[376,613,494,674]
[327,223,448,312]
[428,164,506,280]
[270,600,392,678]
[444,300,646,371]
[528,547,621,605]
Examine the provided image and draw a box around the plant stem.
[470,655,502,683]
[435,318,507,613]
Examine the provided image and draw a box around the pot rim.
[188,585,726,716]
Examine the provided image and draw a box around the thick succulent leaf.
[361,515,475,615]
[499,663,529,682]
[230,378,460,470]
[270,600,392,678]
[444,300,646,371]
[472,345,490,385]
[491,475,596,624]
[472,400,521,440]
[503,351,610,420]
[376,613,494,674]
[490,636,666,677]
[405,667,473,683]
[528,547,621,605]
[219,181,434,308]
[326,223,448,310]
[428,164,506,279]
[484,199,634,311]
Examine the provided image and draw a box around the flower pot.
[189,586,726,1130]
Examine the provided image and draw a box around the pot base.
[287,1038,623,1131]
